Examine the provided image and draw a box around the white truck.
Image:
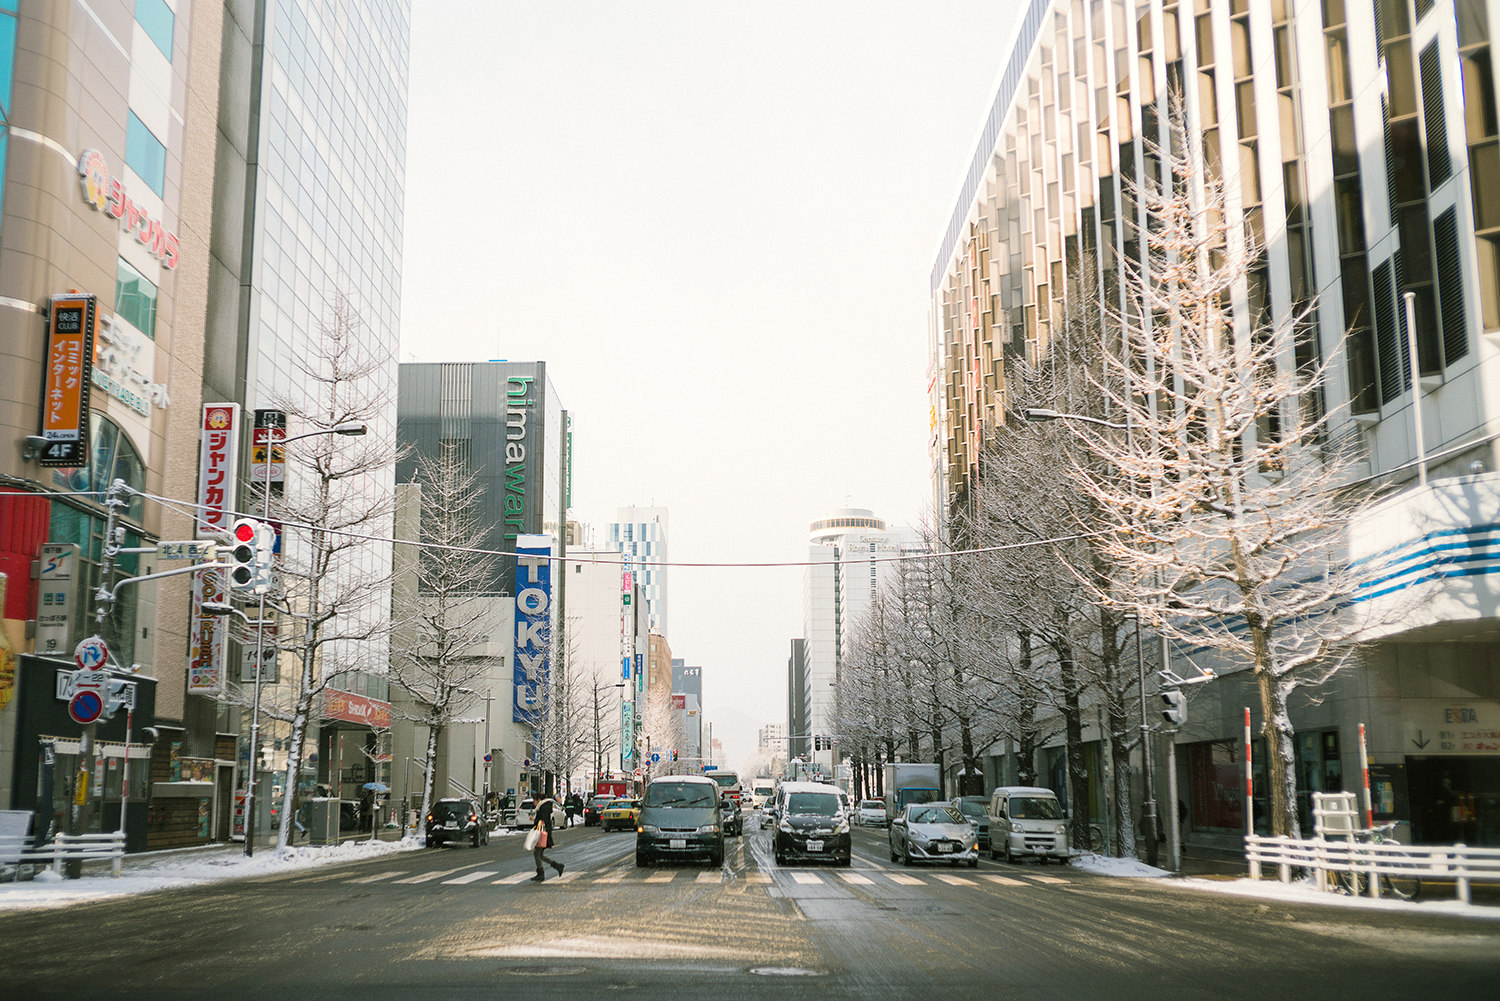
[882,763,942,820]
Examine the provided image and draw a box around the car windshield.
[1011,797,1063,820]
[607,800,633,809]
[860,800,883,810]
[786,792,840,816]
[909,806,964,824]
[645,783,716,808]
[708,774,737,788]
[956,799,986,818]
[434,802,471,818]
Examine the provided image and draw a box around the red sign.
[323,688,392,730]
[196,404,241,536]
[39,294,97,467]
[77,149,180,269]
[671,694,686,710]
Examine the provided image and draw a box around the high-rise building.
[787,639,808,762]
[929,0,1500,845]
[759,723,788,754]
[604,506,669,637]
[672,658,703,763]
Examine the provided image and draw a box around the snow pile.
[1173,876,1500,920]
[1069,852,1170,877]
[0,836,421,912]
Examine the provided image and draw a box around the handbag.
[537,828,549,849]
[524,824,541,851]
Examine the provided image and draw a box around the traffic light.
[672,750,678,761]
[1161,689,1186,727]
[250,521,276,592]
[228,519,258,591]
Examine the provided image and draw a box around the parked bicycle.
[1087,823,1107,854]
[1333,821,1422,901]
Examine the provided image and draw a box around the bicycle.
[1333,821,1422,901]
[1087,823,1107,854]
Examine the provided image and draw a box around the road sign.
[158,541,214,560]
[68,689,105,724]
[634,769,642,779]
[74,636,107,670]
[650,752,660,763]
[483,754,492,764]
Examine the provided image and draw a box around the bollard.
[1456,844,1470,904]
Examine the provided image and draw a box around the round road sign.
[650,752,660,763]
[74,636,108,670]
[483,753,492,764]
[68,690,105,725]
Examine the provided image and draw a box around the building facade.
[930,0,1500,847]
[604,506,668,637]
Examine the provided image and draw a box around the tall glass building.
[930,0,1500,849]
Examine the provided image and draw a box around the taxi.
[600,798,641,832]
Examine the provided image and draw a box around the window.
[115,257,158,337]
[135,0,174,59]
[125,111,166,196]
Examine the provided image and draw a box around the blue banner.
[512,538,552,723]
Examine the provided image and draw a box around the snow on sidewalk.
[1168,874,1500,921]
[0,836,424,913]
[1068,853,1170,877]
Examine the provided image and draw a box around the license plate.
[805,840,823,852]
[670,838,687,849]
[936,843,953,853]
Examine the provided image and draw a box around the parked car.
[772,781,851,867]
[600,798,641,832]
[583,794,611,827]
[511,798,537,830]
[949,795,991,850]
[987,786,1069,863]
[856,799,889,827]
[425,797,488,848]
[636,775,725,867]
[889,802,977,867]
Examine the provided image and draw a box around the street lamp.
[1020,405,1161,866]
[239,420,367,856]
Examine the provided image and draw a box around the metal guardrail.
[2,832,128,879]
[1247,833,1500,904]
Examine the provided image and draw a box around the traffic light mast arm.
[94,561,230,603]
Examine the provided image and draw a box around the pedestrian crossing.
[337,864,1074,891]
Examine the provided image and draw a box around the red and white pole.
[1358,723,1373,830]
[1243,708,1253,839]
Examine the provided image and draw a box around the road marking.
[790,872,822,885]
[1021,874,1069,884]
[746,872,771,884]
[300,871,357,883]
[441,870,500,885]
[644,871,676,883]
[594,870,631,883]
[934,874,976,886]
[839,872,875,885]
[980,874,1028,886]
[883,873,925,885]
[492,871,538,885]
[344,870,407,884]
[695,871,721,883]
[392,862,489,884]
[552,870,586,883]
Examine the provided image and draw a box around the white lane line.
[790,871,823,885]
[1020,874,1069,884]
[695,871,721,883]
[883,873,925,886]
[980,874,1028,886]
[441,870,500,885]
[551,870,586,883]
[344,869,407,884]
[934,874,977,886]
[839,872,875,885]
[492,871,538,885]
[392,862,490,884]
[746,872,771,884]
[644,870,676,883]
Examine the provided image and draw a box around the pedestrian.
[530,796,564,882]
[563,790,578,827]
[568,790,583,826]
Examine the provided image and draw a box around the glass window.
[135,0,174,59]
[1462,49,1498,140]
[125,111,166,196]
[115,257,158,337]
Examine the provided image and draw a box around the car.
[511,798,536,830]
[889,802,977,867]
[583,794,611,827]
[600,798,640,832]
[949,795,991,850]
[987,786,1069,863]
[856,799,888,827]
[425,797,488,848]
[636,775,726,867]
[719,794,743,836]
[772,781,851,866]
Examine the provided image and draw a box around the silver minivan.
[987,786,1069,863]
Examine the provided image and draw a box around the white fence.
[1246,834,1500,904]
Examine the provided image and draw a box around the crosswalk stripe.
[934,874,976,886]
[643,871,676,883]
[551,870,586,883]
[884,873,925,885]
[790,872,822,885]
[747,873,771,884]
[594,871,630,883]
[980,874,1028,886]
[441,870,500,885]
[392,862,489,884]
[695,871,721,883]
[1023,875,1069,884]
[839,872,875,885]
[344,869,407,884]
[491,871,537,885]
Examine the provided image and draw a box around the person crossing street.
[530,796,564,883]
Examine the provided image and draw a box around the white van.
[750,780,775,809]
[987,786,1069,863]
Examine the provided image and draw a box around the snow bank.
[1171,875,1500,921]
[1069,852,1170,877]
[0,837,422,913]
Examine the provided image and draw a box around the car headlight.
[639,824,659,835]
[1055,825,1066,835]
[697,824,720,834]
[779,819,793,832]
[909,830,930,843]
[835,820,850,835]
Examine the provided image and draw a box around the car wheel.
[710,849,724,867]
[774,852,784,865]
[902,846,914,867]
[890,843,899,863]
[636,851,650,867]
[839,854,852,868]
[1005,845,1016,864]
[968,858,978,869]
[424,836,434,849]
[990,848,1000,860]
[472,831,480,848]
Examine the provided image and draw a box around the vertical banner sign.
[35,543,79,656]
[621,701,635,760]
[250,409,287,484]
[189,404,239,695]
[187,570,228,693]
[512,536,553,723]
[38,293,97,467]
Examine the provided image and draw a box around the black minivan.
[772,781,851,866]
[636,776,725,867]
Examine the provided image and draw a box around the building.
[929,0,1500,847]
[604,506,669,637]
[758,723,787,754]
[787,638,809,762]
[672,658,703,764]
[566,547,631,784]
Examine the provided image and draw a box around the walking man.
[531,796,564,883]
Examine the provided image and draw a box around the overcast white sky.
[399,1,1019,769]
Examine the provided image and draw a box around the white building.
[758,723,788,754]
[565,548,632,780]
[605,507,670,637]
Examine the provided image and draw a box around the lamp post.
[1022,406,1161,865]
[239,420,365,856]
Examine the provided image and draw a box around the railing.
[1,831,128,879]
[1247,834,1500,904]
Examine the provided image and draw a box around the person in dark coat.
[531,797,564,882]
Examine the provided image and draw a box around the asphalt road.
[3,815,1498,1000]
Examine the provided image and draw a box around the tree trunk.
[1257,666,1300,837]
[418,723,441,839]
[1015,629,1040,786]
[1058,639,1092,852]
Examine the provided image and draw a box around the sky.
[399,1,1019,770]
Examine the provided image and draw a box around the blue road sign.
[650,752,660,763]
[68,690,104,725]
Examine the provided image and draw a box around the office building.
[604,506,669,637]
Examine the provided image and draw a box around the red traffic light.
[235,521,256,542]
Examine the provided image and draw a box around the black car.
[720,795,743,836]
[583,794,611,827]
[773,782,851,866]
[425,797,487,848]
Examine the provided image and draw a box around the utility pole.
[482,690,493,810]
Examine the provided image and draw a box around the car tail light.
[469,814,477,822]
[426,814,433,823]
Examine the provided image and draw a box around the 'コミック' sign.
[39,293,97,467]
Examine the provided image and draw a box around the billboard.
[196,403,241,536]
[512,536,553,723]
[38,293,97,467]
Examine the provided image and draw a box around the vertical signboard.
[35,543,79,656]
[250,408,287,484]
[512,536,553,723]
[621,700,635,761]
[38,293,97,467]
[189,403,239,694]
[187,570,228,693]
